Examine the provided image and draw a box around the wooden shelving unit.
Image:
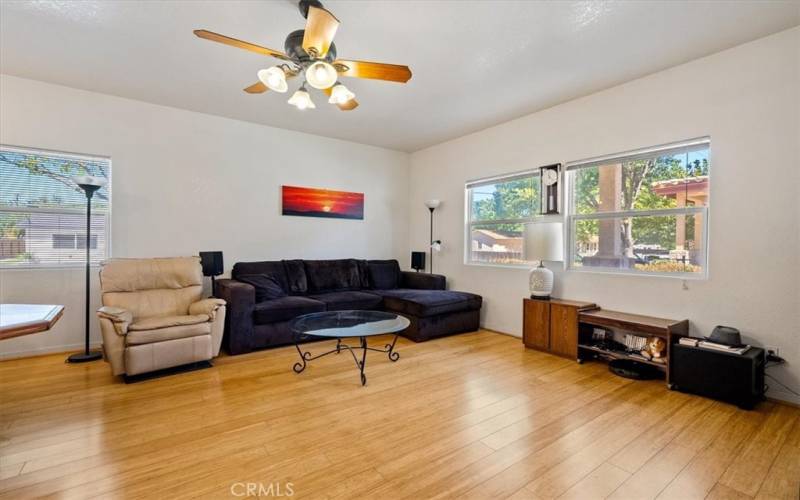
[577,343,668,370]
[577,309,689,386]
[522,299,689,387]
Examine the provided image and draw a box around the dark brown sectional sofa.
[216,259,482,355]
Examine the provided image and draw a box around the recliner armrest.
[401,271,446,290]
[97,306,133,335]
[189,298,226,319]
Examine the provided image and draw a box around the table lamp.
[523,221,564,300]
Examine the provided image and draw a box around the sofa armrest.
[97,306,132,335]
[189,297,226,320]
[215,279,255,354]
[401,271,446,290]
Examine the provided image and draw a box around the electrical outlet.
[766,346,779,357]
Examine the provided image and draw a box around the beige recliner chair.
[96,257,226,377]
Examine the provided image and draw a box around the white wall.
[0,75,409,358]
[409,27,800,403]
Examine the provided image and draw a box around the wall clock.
[540,163,561,215]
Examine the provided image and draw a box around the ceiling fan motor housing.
[298,0,325,19]
[284,29,337,63]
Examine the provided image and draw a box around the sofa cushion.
[374,289,483,318]
[308,291,383,311]
[252,296,325,325]
[232,261,289,292]
[129,314,210,331]
[304,259,364,292]
[237,274,287,302]
[367,260,401,289]
[282,260,308,294]
[126,322,211,345]
[355,260,371,289]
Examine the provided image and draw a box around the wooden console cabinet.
[522,298,597,359]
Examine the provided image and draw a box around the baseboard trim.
[482,327,519,338]
[0,342,103,361]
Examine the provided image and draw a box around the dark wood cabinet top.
[523,298,598,310]
[578,309,688,337]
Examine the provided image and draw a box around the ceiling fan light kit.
[193,0,411,112]
[328,83,355,104]
[305,61,338,89]
[288,84,316,110]
[257,66,289,93]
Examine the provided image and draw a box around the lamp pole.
[424,199,441,274]
[68,177,105,363]
[429,206,434,274]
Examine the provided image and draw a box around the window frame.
[564,137,710,279]
[464,168,543,268]
[0,144,112,270]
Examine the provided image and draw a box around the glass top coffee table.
[289,310,410,386]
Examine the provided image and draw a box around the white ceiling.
[1,1,798,152]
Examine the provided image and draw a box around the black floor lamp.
[67,176,105,363]
[425,199,441,273]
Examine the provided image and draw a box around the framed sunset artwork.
[281,185,364,220]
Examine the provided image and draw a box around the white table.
[0,304,65,340]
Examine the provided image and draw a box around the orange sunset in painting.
[282,185,364,220]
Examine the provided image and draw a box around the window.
[0,146,111,268]
[466,170,540,265]
[566,138,709,277]
[52,234,76,249]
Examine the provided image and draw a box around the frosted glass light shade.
[305,61,338,89]
[257,67,288,93]
[288,87,316,110]
[425,199,441,209]
[328,83,355,104]
[523,222,564,262]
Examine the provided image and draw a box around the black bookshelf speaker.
[411,252,426,272]
[199,251,223,277]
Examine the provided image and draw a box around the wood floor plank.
[754,443,800,499]
[0,330,798,500]
[718,404,798,497]
[558,462,631,500]
[706,482,755,500]
[608,396,712,474]
[656,405,767,499]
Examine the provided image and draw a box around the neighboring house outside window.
[465,169,540,266]
[566,138,710,277]
[0,146,111,268]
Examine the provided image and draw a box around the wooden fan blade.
[337,98,359,111]
[322,87,359,111]
[302,6,339,58]
[333,60,412,83]
[194,29,290,61]
[244,82,268,94]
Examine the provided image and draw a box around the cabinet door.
[549,304,578,359]
[523,299,550,350]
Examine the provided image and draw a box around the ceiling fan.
[194,0,412,111]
